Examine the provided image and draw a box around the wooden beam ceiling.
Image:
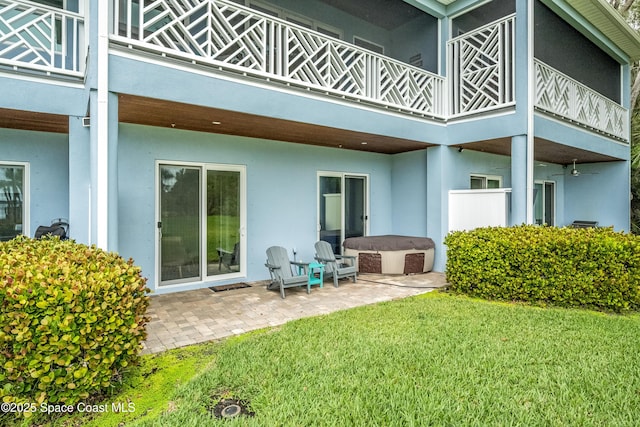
[0,95,626,164]
[117,95,433,155]
[459,137,621,165]
[0,108,68,133]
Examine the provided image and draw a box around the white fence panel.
[448,189,511,232]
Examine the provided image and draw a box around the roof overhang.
[460,137,622,164]
[431,0,640,61]
[564,0,640,61]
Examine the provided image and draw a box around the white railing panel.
[112,0,446,117]
[448,15,515,116]
[0,0,84,77]
[535,60,628,141]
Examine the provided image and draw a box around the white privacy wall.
[448,189,511,232]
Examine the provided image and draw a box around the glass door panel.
[0,165,24,241]
[319,173,368,254]
[534,181,555,226]
[345,176,366,239]
[159,166,201,284]
[534,183,543,225]
[207,170,241,276]
[544,182,555,226]
[319,176,342,254]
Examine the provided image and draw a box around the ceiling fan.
[553,159,599,177]
[569,159,581,176]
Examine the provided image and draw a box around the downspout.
[96,0,109,248]
[526,0,534,224]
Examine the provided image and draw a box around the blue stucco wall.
[0,128,68,236]
[117,123,394,293]
[391,150,429,236]
[0,76,86,116]
[390,14,439,73]
[264,0,438,70]
[564,161,630,230]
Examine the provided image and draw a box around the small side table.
[307,262,324,290]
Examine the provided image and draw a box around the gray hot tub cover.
[343,235,435,251]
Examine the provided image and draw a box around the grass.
[15,292,640,426]
[161,215,239,264]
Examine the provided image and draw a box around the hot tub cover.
[343,235,435,251]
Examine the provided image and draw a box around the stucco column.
[68,116,91,244]
[426,145,456,272]
[510,135,528,225]
[89,91,119,251]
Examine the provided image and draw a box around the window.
[33,0,63,7]
[0,163,28,242]
[470,174,501,189]
[353,36,384,54]
[157,162,245,286]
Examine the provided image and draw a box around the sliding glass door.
[318,173,368,254]
[345,175,366,239]
[534,181,555,226]
[0,163,27,241]
[206,170,241,276]
[158,163,245,286]
[159,165,201,283]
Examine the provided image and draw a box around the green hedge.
[0,236,149,411]
[444,225,640,312]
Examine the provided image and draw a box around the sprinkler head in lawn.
[209,397,255,419]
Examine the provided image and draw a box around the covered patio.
[142,272,448,354]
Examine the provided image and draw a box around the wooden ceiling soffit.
[458,137,621,165]
[117,95,432,154]
[0,108,68,133]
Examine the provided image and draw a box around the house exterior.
[2,0,639,294]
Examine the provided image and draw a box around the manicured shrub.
[444,225,640,312]
[0,236,149,411]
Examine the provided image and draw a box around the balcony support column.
[68,116,91,244]
[511,135,529,226]
[426,145,457,272]
[87,0,119,251]
[88,90,119,252]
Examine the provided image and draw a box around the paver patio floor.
[142,272,448,354]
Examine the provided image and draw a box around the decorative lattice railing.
[0,0,84,77]
[449,14,515,116]
[112,0,446,117]
[535,60,628,141]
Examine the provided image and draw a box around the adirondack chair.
[265,246,309,298]
[217,242,240,272]
[314,240,357,288]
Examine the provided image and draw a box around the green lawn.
[18,292,640,426]
[161,215,239,264]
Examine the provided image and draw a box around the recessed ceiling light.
[212,121,221,125]
[361,141,368,145]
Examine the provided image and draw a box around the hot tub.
[343,235,435,275]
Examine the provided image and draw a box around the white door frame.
[534,179,556,226]
[316,171,370,251]
[155,160,246,289]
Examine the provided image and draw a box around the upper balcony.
[0,0,84,78]
[111,0,447,119]
[535,59,627,141]
[0,0,630,143]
